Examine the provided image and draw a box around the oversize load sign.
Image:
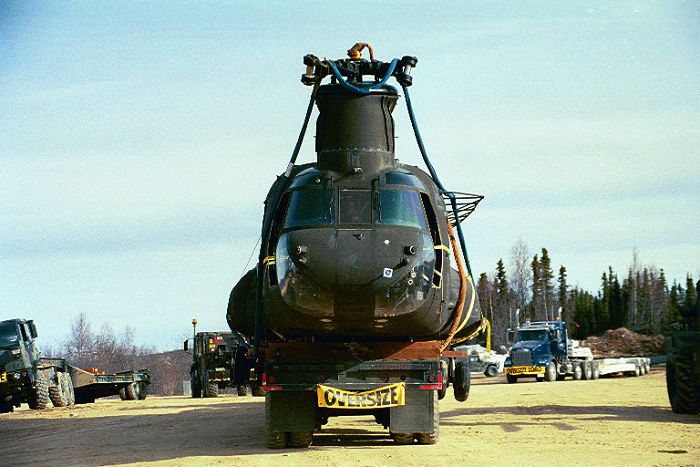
[0,372,6,384]
[505,366,544,375]
[317,383,405,409]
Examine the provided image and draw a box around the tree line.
[476,241,699,348]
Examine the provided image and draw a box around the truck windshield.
[0,321,19,348]
[284,189,335,228]
[376,190,428,229]
[517,329,548,342]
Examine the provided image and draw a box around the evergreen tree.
[662,280,682,331]
[683,274,697,329]
[530,254,540,321]
[558,266,568,322]
[540,248,554,320]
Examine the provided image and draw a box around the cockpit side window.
[283,189,335,229]
[420,193,443,287]
[339,190,372,225]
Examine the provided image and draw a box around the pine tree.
[540,248,554,320]
[558,266,568,322]
[530,254,540,322]
[683,274,697,329]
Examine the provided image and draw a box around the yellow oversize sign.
[317,383,405,409]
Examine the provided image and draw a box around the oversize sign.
[0,372,7,384]
[317,383,405,409]
[504,366,544,375]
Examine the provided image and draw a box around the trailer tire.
[124,382,138,400]
[237,385,248,396]
[0,401,13,413]
[544,362,557,382]
[453,361,470,402]
[417,391,439,445]
[207,383,219,398]
[667,356,700,414]
[592,363,600,380]
[634,364,641,377]
[484,364,498,378]
[438,360,448,400]
[391,432,414,445]
[506,374,518,384]
[289,431,313,448]
[265,394,287,449]
[583,361,594,380]
[28,371,50,409]
[573,362,583,380]
[252,385,266,397]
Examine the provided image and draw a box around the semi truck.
[226,45,486,448]
[1,318,150,413]
[504,320,650,383]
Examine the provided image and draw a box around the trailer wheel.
[416,391,439,445]
[288,431,313,448]
[28,371,50,409]
[544,362,557,382]
[573,363,583,380]
[265,394,287,449]
[237,385,248,396]
[484,364,499,378]
[207,383,219,398]
[506,374,518,384]
[437,360,448,400]
[391,432,414,445]
[667,356,700,414]
[252,385,266,397]
[582,361,594,380]
[633,364,641,377]
[453,361,470,402]
[0,401,13,413]
[591,363,600,380]
[124,382,138,400]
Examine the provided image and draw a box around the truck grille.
[512,349,533,366]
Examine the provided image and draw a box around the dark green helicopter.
[228,43,485,351]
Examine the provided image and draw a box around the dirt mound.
[581,328,665,358]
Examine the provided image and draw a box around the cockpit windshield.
[376,189,428,229]
[517,329,548,342]
[0,321,19,348]
[284,189,335,228]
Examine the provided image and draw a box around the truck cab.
[503,321,568,383]
[0,319,40,397]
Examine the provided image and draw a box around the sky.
[1,1,699,350]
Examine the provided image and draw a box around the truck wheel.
[506,374,518,384]
[124,382,138,400]
[591,363,600,380]
[416,391,439,445]
[0,401,13,413]
[634,364,641,377]
[265,394,287,449]
[453,361,470,402]
[573,363,583,380]
[544,362,557,382]
[119,387,128,400]
[484,364,499,378]
[137,382,147,400]
[237,385,248,397]
[61,372,75,406]
[391,432,414,445]
[288,431,313,448]
[28,371,50,409]
[207,383,219,398]
[49,372,69,407]
[667,356,700,414]
[583,361,593,380]
[438,360,448,399]
[252,385,266,397]
[191,379,202,398]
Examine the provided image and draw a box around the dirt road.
[2,369,698,466]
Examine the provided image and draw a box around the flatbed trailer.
[595,357,651,377]
[69,366,151,404]
[259,341,469,448]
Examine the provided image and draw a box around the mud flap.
[389,388,434,433]
[267,391,317,432]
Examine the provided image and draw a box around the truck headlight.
[13,372,21,380]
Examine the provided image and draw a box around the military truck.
[184,320,262,398]
[666,303,700,414]
[0,318,75,413]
